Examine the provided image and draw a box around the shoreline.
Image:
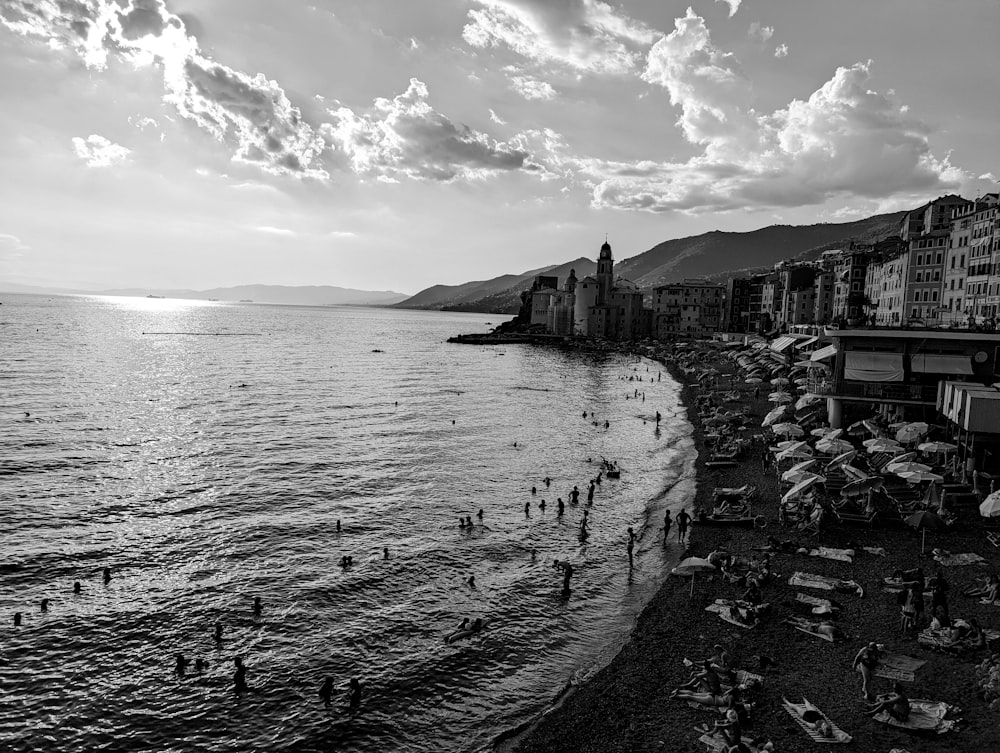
[507,342,1000,753]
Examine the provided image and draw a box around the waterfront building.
[724,277,752,332]
[775,265,819,327]
[965,194,1000,321]
[573,240,649,339]
[943,202,975,326]
[812,269,835,326]
[653,279,725,338]
[903,229,949,324]
[817,328,1000,430]
[546,269,578,336]
[832,246,871,324]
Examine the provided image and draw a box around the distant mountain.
[0,283,408,306]
[396,257,596,312]
[397,211,907,314]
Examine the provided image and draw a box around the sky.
[1,0,997,295]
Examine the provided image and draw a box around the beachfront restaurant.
[938,380,1000,479]
[818,329,1000,430]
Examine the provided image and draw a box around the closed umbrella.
[979,490,1000,518]
[671,556,717,597]
[862,420,881,436]
[905,510,947,553]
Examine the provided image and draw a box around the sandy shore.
[511,350,1000,753]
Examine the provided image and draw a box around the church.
[528,240,651,339]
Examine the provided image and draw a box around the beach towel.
[933,552,987,567]
[915,628,998,652]
[705,602,757,629]
[696,732,759,753]
[789,571,864,597]
[781,697,852,743]
[874,654,926,683]
[808,546,854,563]
[795,592,838,615]
[871,699,960,734]
[783,617,843,643]
[863,546,887,556]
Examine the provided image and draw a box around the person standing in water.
[557,498,565,516]
[233,657,248,695]
[626,527,636,570]
[253,597,262,617]
[570,486,579,504]
[676,509,691,543]
[319,677,334,707]
[348,678,363,711]
[560,561,573,595]
[587,483,595,503]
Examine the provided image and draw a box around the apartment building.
[654,279,726,338]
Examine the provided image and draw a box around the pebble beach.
[513,345,1000,753]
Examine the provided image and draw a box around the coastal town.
[504,196,1000,753]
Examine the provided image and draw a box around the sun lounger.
[987,532,1000,548]
[933,552,987,567]
[808,546,854,563]
[874,654,926,683]
[781,697,852,743]
[789,571,864,597]
[870,699,960,734]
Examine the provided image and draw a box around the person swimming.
[175,653,190,677]
[319,677,334,707]
[477,509,483,519]
[102,567,111,583]
[383,547,389,560]
[348,678,362,711]
[525,501,530,515]
[214,622,224,643]
[531,486,537,495]
[73,581,81,594]
[336,520,341,532]
[468,575,476,588]
[195,658,208,673]
[465,516,473,527]
[539,499,546,511]
[233,657,248,694]
[40,598,49,612]
[14,612,22,626]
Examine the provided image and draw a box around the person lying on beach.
[867,682,910,722]
[685,645,733,672]
[786,617,845,641]
[890,568,925,588]
[951,617,986,649]
[677,660,722,695]
[962,573,999,601]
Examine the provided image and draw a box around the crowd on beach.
[516,337,1000,753]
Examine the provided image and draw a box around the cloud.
[716,0,741,17]
[775,43,788,58]
[979,172,998,182]
[508,74,556,100]
[583,11,964,213]
[72,134,131,167]
[463,0,657,75]
[254,225,296,236]
[489,108,507,125]
[747,22,773,43]
[320,78,535,182]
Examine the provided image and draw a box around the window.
[951,256,956,269]
[915,272,922,282]
[932,290,938,302]
[961,254,965,266]
[936,253,943,264]
[933,271,940,281]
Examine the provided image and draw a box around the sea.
[0,294,696,753]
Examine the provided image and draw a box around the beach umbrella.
[897,470,944,483]
[762,406,787,427]
[772,377,790,387]
[825,450,857,472]
[887,461,932,474]
[793,360,815,369]
[905,510,947,553]
[783,470,824,486]
[811,427,833,437]
[847,420,872,436]
[788,458,820,474]
[745,377,763,384]
[816,437,853,455]
[979,490,1000,518]
[865,439,902,454]
[918,441,957,454]
[841,476,884,497]
[782,476,821,503]
[776,446,814,463]
[842,464,869,482]
[795,394,822,410]
[671,556,717,597]
[891,451,918,463]
[771,422,804,437]
[768,392,793,404]
[921,482,943,513]
[896,422,929,444]
[794,378,810,386]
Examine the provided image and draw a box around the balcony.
[823,381,940,404]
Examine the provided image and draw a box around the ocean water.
[0,294,695,753]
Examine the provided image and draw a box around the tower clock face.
[973,350,988,364]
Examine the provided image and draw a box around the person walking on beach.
[662,511,672,544]
[626,527,636,570]
[676,509,691,543]
[852,642,880,701]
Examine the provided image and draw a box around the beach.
[512,346,1000,753]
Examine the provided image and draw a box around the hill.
[397,211,906,314]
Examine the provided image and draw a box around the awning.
[844,351,904,382]
[770,335,797,353]
[797,336,820,349]
[911,354,974,375]
[810,344,838,362]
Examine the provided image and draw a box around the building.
[654,279,725,338]
[817,328,1000,429]
[574,240,649,339]
[965,194,1000,321]
[903,229,949,324]
[943,201,975,325]
[812,269,835,326]
[724,277,752,332]
[831,247,871,324]
[775,265,819,328]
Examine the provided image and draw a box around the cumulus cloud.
[775,43,788,58]
[979,172,998,182]
[747,22,773,43]
[489,108,507,125]
[72,134,131,167]
[508,74,556,100]
[716,0,741,17]
[463,0,657,75]
[320,79,535,182]
[585,10,964,213]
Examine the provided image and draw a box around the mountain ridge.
[397,211,907,314]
